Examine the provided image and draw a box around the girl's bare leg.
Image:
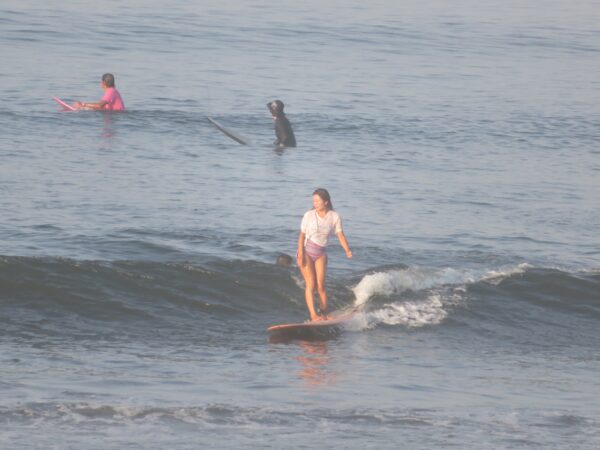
[314,255,328,317]
[298,254,319,320]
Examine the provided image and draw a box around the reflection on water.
[296,341,338,388]
[272,146,286,156]
[101,112,115,140]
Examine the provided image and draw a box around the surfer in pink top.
[75,73,125,111]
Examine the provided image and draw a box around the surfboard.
[52,96,78,111]
[207,116,249,145]
[268,307,360,342]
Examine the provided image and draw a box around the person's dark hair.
[102,73,115,88]
[313,188,333,210]
[276,253,293,267]
[267,100,285,116]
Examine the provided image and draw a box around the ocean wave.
[1,256,598,341]
[349,264,531,329]
[0,255,303,344]
[2,401,597,450]
[348,263,600,331]
[352,263,531,306]
[0,401,447,429]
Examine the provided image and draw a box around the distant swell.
[0,255,303,344]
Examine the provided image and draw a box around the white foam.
[368,294,447,328]
[348,263,531,329]
[478,263,531,285]
[352,263,530,307]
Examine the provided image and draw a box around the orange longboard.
[267,307,359,342]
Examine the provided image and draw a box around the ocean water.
[1,0,599,448]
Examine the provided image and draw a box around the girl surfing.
[296,188,352,321]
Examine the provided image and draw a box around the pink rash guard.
[100,87,125,111]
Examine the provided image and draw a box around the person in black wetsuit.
[267,100,296,148]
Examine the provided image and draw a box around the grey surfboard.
[207,116,249,145]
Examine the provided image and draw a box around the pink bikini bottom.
[304,240,326,262]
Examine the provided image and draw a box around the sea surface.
[1,0,599,448]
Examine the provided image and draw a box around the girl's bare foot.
[312,314,331,322]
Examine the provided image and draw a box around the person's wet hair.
[313,188,333,210]
[276,253,293,267]
[102,73,115,88]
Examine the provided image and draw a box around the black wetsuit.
[274,115,296,148]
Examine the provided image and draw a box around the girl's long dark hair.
[313,188,333,210]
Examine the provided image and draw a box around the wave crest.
[352,263,530,306]
[350,264,531,329]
